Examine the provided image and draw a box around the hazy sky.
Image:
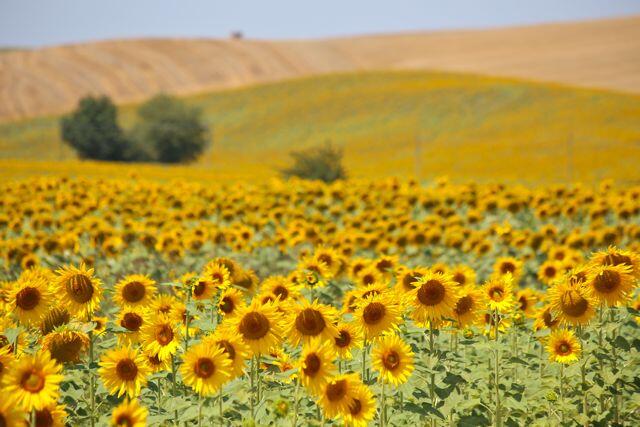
[1,0,639,47]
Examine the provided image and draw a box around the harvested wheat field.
[1,16,639,121]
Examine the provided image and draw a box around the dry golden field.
[0,16,638,121]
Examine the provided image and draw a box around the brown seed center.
[239,312,270,340]
[593,270,620,294]
[194,357,215,379]
[383,350,401,370]
[122,282,145,303]
[116,359,138,381]
[417,280,446,306]
[217,340,236,361]
[362,302,386,325]
[326,379,347,402]
[295,308,326,336]
[220,297,234,314]
[335,330,351,348]
[349,398,363,415]
[454,296,473,315]
[66,274,94,303]
[155,324,174,346]
[121,312,143,331]
[560,291,589,317]
[16,287,41,311]
[21,370,45,393]
[302,353,321,376]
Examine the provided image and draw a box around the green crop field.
[2,71,640,183]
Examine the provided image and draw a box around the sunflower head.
[98,346,151,398]
[113,274,156,308]
[332,322,363,360]
[2,350,63,410]
[54,264,102,318]
[410,272,459,324]
[288,299,339,346]
[546,329,581,364]
[483,274,515,312]
[548,281,597,326]
[179,342,232,396]
[371,334,414,386]
[111,398,148,427]
[232,300,284,356]
[297,339,336,395]
[42,329,89,364]
[354,293,403,340]
[586,264,636,306]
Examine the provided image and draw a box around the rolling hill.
[0,16,639,121]
[2,71,639,184]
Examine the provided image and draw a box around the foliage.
[130,94,209,164]
[60,96,129,161]
[281,142,346,182]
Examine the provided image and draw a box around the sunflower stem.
[292,376,300,427]
[493,309,501,427]
[559,364,564,424]
[88,312,96,427]
[198,394,203,427]
[218,387,223,425]
[379,381,386,427]
[250,356,255,420]
[156,377,163,414]
[362,339,367,383]
[185,287,191,351]
[30,409,36,427]
[171,354,179,426]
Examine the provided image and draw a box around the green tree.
[131,94,209,163]
[281,142,346,183]
[60,96,128,161]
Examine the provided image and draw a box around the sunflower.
[409,272,459,323]
[33,403,67,427]
[371,334,414,386]
[318,373,362,419]
[260,276,303,303]
[585,265,636,306]
[342,384,376,427]
[453,285,485,328]
[0,345,16,383]
[149,294,178,316]
[492,257,523,282]
[143,350,171,374]
[354,294,403,340]
[42,329,89,364]
[230,300,284,355]
[537,260,564,286]
[113,274,156,308]
[533,305,560,331]
[546,329,581,364]
[98,346,151,398]
[548,281,597,326]
[287,299,339,346]
[332,322,363,360]
[341,290,360,314]
[39,307,71,336]
[180,342,232,396]
[450,264,477,287]
[0,398,23,427]
[1,350,63,410]
[53,264,102,318]
[117,308,146,346]
[590,246,640,278]
[355,266,385,288]
[374,255,399,278]
[217,288,246,318]
[515,288,538,317]
[394,267,428,294]
[482,311,513,339]
[483,274,515,313]
[297,339,336,395]
[194,262,230,300]
[203,328,250,379]
[141,313,181,361]
[313,247,343,278]
[9,275,53,326]
[110,399,148,427]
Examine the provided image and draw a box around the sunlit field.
[1,174,639,426]
[2,71,640,184]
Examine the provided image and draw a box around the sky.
[1,0,639,47]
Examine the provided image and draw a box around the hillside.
[0,16,639,121]
[2,71,639,184]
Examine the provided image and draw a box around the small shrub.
[281,142,346,182]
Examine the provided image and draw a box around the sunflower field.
[0,175,639,426]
